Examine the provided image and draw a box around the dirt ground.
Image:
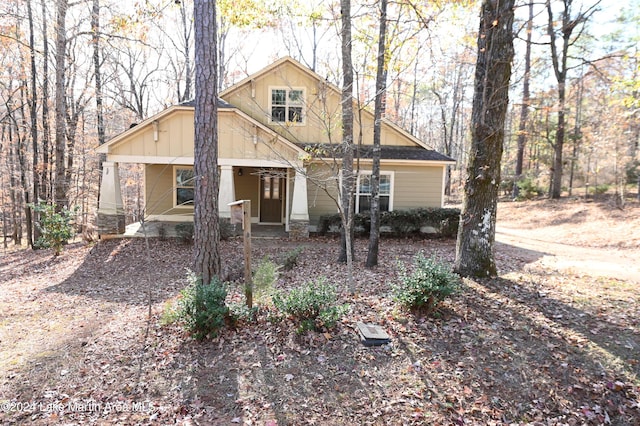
[0,197,639,425]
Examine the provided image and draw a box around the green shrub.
[31,201,76,256]
[175,222,194,244]
[278,247,304,271]
[392,252,461,314]
[175,271,229,340]
[317,208,460,238]
[253,257,280,304]
[175,220,235,243]
[591,184,610,195]
[228,302,258,326]
[516,177,544,200]
[272,278,349,333]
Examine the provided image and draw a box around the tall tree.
[546,0,600,199]
[193,0,221,285]
[27,0,39,246]
[53,0,68,210]
[454,0,515,278]
[513,0,533,198]
[91,0,106,147]
[366,0,388,268]
[338,0,355,269]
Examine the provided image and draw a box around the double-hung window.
[355,172,393,213]
[174,167,195,207]
[270,88,304,124]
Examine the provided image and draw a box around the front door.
[260,174,283,223]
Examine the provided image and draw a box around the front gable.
[221,57,432,151]
[97,103,305,166]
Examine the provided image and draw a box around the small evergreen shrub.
[392,252,461,314]
[317,208,460,238]
[516,177,544,200]
[253,257,280,304]
[278,247,304,271]
[175,222,194,244]
[174,220,235,243]
[591,184,610,195]
[272,278,349,333]
[31,201,76,256]
[175,271,229,340]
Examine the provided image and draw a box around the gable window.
[355,172,393,213]
[174,167,195,207]
[270,88,304,124]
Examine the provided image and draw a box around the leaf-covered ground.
[1,198,639,425]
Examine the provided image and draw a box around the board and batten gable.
[221,57,424,149]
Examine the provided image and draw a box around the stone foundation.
[97,211,126,235]
[289,220,309,240]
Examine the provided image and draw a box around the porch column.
[218,165,235,218]
[97,161,125,235]
[290,168,309,239]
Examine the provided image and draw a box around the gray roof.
[179,98,234,109]
[297,143,455,162]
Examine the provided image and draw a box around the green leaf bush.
[31,201,76,255]
[272,278,349,333]
[392,252,461,315]
[318,207,460,238]
[175,271,229,340]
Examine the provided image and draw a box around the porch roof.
[296,143,456,163]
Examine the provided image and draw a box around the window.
[271,88,304,123]
[355,172,393,213]
[262,176,280,200]
[175,167,195,207]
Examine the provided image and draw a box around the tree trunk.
[513,0,533,199]
[53,0,68,211]
[27,0,40,246]
[366,0,388,269]
[454,0,515,278]
[338,0,355,269]
[193,0,221,286]
[41,0,52,202]
[92,0,105,148]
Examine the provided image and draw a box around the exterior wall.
[110,109,195,158]
[306,163,445,230]
[145,164,194,218]
[235,167,260,218]
[221,60,416,147]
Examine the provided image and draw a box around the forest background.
[0,0,638,244]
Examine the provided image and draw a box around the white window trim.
[173,165,195,209]
[354,171,394,213]
[268,86,306,126]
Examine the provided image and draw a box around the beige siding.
[222,60,415,147]
[111,110,194,158]
[306,164,444,228]
[390,165,444,209]
[145,164,194,218]
[234,167,260,217]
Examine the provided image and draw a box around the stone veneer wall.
[289,220,309,240]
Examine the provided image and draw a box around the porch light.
[152,120,159,142]
[238,168,243,176]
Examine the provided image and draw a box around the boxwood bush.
[317,207,460,238]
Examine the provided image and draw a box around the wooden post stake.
[229,200,252,308]
[242,200,252,309]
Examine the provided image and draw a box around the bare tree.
[338,0,356,271]
[546,0,600,199]
[455,0,515,278]
[366,0,388,268]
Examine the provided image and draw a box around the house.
[96,57,455,238]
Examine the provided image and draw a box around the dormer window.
[270,88,304,124]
